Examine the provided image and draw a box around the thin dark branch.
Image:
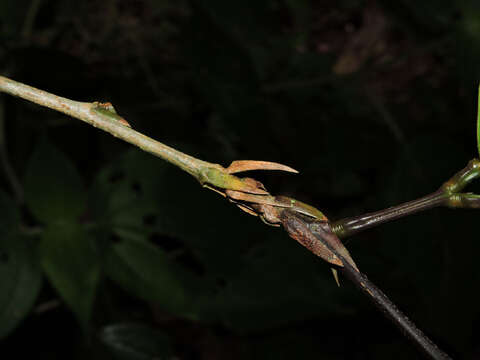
[0,73,458,359]
[331,190,448,238]
[332,159,480,238]
[281,211,452,360]
[339,259,451,360]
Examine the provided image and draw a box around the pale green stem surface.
[0,75,214,179]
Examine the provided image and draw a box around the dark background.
[1,0,479,359]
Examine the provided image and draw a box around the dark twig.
[0,74,459,359]
[332,159,480,238]
[331,190,448,238]
[339,255,451,360]
[281,210,452,360]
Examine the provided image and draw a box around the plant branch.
[0,75,213,179]
[331,190,448,238]
[0,74,457,359]
[332,158,480,238]
[282,210,452,360]
[339,254,451,360]
[0,75,300,198]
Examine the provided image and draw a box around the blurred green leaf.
[90,149,246,276]
[89,150,160,240]
[200,233,353,332]
[93,149,353,332]
[105,237,199,318]
[0,191,42,339]
[0,190,19,231]
[24,138,85,222]
[461,3,480,40]
[40,221,99,329]
[0,233,42,339]
[100,323,173,360]
[477,83,480,158]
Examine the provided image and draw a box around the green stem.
[447,193,480,208]
[440,158,480,193]
[3,74,480,242]
[0,75,215,179]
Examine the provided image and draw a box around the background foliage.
[1,0,480,358]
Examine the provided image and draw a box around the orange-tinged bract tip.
[118,118,131,128]
[226,160,299,174]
